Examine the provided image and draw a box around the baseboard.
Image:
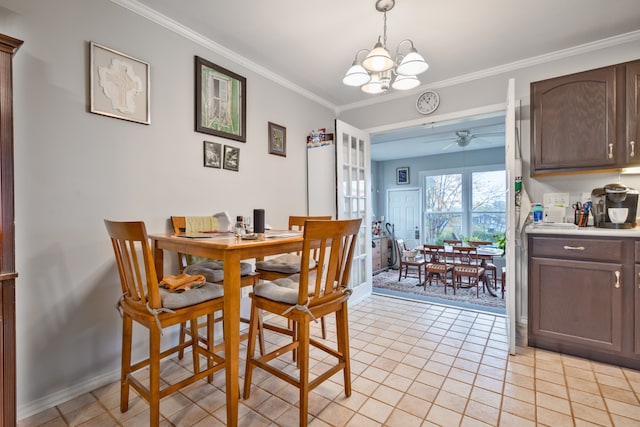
[17,368,120,421]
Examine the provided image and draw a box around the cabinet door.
[636,265,640,356]
[529,257,623,352]
[531,66,618,174]
[627,60,640,164]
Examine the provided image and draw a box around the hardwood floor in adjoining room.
[18,295,640,426]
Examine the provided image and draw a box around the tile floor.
[18,294,640,426]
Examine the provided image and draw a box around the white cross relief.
[98,59,143,114]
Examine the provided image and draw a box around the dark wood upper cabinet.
[531,59,640,176]
[0,33,22,427]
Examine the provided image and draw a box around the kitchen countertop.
[526,223,640,237]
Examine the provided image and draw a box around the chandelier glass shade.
[343,0,428,94]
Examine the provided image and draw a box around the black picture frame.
[396,166,410,185]
[195,56,246,142]
[203,141,222,168]
[223,145,240,172]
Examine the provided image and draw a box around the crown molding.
[337,29,640,113]
[111,0,640,116]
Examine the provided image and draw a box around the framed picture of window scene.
[396,166,409,185]
[195,56,246,142]
[223,145,240,172]
[90,42,150,125]
[268,121,286,157]
[203,141,222,168]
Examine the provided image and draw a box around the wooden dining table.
[149,230,304,427]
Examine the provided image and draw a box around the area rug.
[373,269,506,314]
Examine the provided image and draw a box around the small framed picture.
[396,166,410,185]
[268,121,286,157]
[90,42,150,124]
[203,141,222,168]
[223,145,240,172]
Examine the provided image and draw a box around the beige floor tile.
[609,413,640,427]
[316,401,356,426]
[501,395,536,421]
[344,413,381,427]
[498,411,536,427]
[396,393,432,419]
[464,398,501,425]
[571,401,613,427]
[426,404,463,426]
[357,397,394,424]
[536,406,574,426]
[604,398,640,419]
[384,408,423,427]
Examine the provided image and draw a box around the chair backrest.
[299,218,362,307]
[422,244,446,263]
[104,220,162,309]
[289,215,331,256]
[443,239,462,245]
[395,239,406,261]
[171,216,187,233]
[451,246,480,268]
[288,215,332,231]
[171,216,189,270]
[468,240,492,247]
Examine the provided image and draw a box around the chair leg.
[320,316,327,339]
[190,318,200,376]
[149,324,161,426]
[178,321,187,359]
[257,310,266,355]
[120,316,133,413]
[242,300,260,400]
[206,313,214,383]
[336,303,352,397]
[297,318,310,427]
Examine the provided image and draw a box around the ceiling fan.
[435,130,504,151]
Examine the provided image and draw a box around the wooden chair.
[243,218,362,427]
[104,220,226,426]
[468,240,498,289]
[171,216,264,357]
[422,244,453,291]
[254,215,332,280]
[255,215,331,339]
[451,246,486,297]
[395,239,426,285]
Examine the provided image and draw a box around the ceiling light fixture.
[343,0,428,94]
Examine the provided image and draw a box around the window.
[422,166,506,244]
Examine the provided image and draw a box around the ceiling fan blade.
[441,141,456,151]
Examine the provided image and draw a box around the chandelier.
[343,0,428,94]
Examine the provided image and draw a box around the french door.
[335,120,372,302]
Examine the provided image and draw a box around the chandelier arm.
[352,48,371,64]
[395,39,416,57]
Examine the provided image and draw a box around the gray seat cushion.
[159,282,224,309]
[255,253,316,274]
[253,272,331,305]
[184,260,253,283]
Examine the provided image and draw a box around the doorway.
[369,106,507,315]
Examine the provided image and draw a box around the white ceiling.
[124,0,640,160]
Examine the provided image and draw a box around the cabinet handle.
[631,140,636,157]
[563,245,585,251]
[638,271,640,288]
[608,143,614,159]
[614,270,620,289]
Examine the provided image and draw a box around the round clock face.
[416,91,440,115]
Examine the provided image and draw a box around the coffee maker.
[591,183,639,229]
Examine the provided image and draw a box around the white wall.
[1,0,334,417]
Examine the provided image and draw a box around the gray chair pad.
[159,282,224,309]
[184,260,253,283]
[255,253,316,274]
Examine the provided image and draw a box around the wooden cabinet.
[0,33,21,427]
[372,236,389,274]
[531,59,640,175]
[528,234,640,370]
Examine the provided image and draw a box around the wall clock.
[416,90,440,115]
